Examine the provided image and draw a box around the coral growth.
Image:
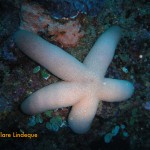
[20,2,48,33]
[20,3,84,47]
[48,20,84,47]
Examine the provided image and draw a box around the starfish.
[14,26,134,134]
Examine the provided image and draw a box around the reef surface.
[0,0,149,149]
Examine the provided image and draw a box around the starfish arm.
[14,30,90,82]
[83,26,122,77]
[98,78,134,102]
[21,82,85,115]
[68,97,99,134]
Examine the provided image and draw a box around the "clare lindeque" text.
[0,132,38,139]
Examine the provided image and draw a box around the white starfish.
[14,26,134,134]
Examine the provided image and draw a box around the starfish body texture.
[14,26,134,134]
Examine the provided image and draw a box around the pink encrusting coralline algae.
[20,2,84,47]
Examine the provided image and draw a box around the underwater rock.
[47,20,84,47]
[143,101,150,110]
[34,0,104,19]
[1,37,17,62]
[2,46,17,62]
[0,0,20,44]
[20,3,84,47]
[0,96,12,113]
[20,2,48,33]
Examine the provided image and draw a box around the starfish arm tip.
[125,81,135,99]
[101,79,135,102]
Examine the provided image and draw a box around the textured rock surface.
[33,0,104,19]
[0,0,149,149]
[20,2,84,47]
